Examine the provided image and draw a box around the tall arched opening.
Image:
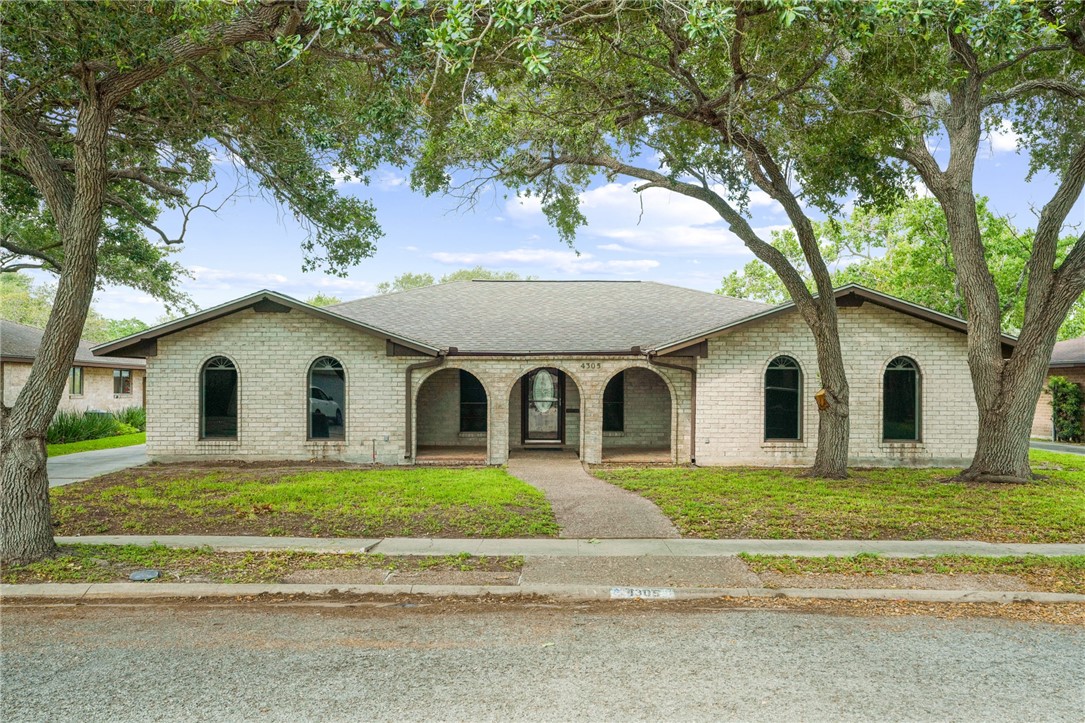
[600,367,673,463]
[415,368,488,463]
[508,367,583,457]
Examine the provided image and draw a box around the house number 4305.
[580,362,602,370]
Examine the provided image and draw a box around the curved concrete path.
[507,451,679,539]
[48,444,148,488]
[1031,440,1085,455]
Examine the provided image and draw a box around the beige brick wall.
[145,307,693,465]
[1032,366,1085,440]
[3,361,144,414]
[143,300,978,468]
[696,303,978,467]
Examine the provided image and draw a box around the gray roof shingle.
[330,280,769,354]
[1,319,144,368]
[1051,336,1085,367]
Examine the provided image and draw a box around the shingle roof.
[1,319,145,368]
[1051,336,1085,367]
[329,280,770,354]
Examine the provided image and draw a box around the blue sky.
[75,120,1083,324]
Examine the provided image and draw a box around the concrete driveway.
[1031,440,1085,455]
[48,444,148,487]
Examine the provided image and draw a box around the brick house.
[1031,336,1085,440]
[92,281,1008,468]
[1,319,145,413]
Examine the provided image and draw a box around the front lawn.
[51,464,559,538]
[47,432,146,457]
[595,450,1085,543]
[1,543,523,584]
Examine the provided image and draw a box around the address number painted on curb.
[610,586,676,600]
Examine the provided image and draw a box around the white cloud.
[910,177,933,199]
[505,194,544,221]
[988,119,1021,153]
[188,266,290,290]
[430,248,659,275]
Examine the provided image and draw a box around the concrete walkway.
[506,451,679,539]
[48,444,148,488]
[1031,440,1085,455]
[55,535,1085,558]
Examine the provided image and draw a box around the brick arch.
[506,365,586,457]
[413,365,492,462]
[597,364,676,462]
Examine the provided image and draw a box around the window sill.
[603,431,625,437]
[458,432,487,438]
[69,394,84,399]
[761,440,806,449]
[881,440,924,448]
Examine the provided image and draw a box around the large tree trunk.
[961,313,1068,483]
[0,92,108,565]
[0,410,56,564]
[808,309,850,479]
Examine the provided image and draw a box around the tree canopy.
[0,274,149,343]
[719,197,1085,341]
[376,266,536,294]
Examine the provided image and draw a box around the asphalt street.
[3,602,1082,722]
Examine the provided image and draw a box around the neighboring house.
[92,281,1013,468]
[1031,335,1085,440]
[1,319,146,413]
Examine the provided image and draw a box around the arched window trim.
[308,355,346,441]
[883,356,922,442]
[200,355,238,440]
[764,355,802,441]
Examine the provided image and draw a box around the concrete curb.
[53,535,1085,558]
[3,582,1083,604]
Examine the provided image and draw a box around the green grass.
[739,553,1085,594]
[51,465,559,538]
[0,543,524,584]
[594,450,1085,543]
[47,432,146,457]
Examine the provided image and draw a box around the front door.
[522,368,565,445]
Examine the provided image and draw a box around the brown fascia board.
[650,284,1018,356]
[2,355,146,370]
[91,289,440,359]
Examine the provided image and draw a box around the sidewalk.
[8,534,1083,605]
[54,534,1085,558]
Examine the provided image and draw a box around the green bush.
[1049,376,1084,442]
[113,406,146,432]
[47,411,121,444]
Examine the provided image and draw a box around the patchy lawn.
[740,554,1085,594]
[0,543,522,585]
[594,450,1085,543]
[51,464,559,538]
[47,432,146,457]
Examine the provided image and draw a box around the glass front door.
[523,369,564,444]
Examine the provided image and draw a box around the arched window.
[309,356,345,440]
[765,356,802,440]
[201,356,237,439]
[883,356,920,441]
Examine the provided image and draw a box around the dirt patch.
[7,595,1084,626]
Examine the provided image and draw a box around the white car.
[309,386,342,425]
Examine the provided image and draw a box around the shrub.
[113,406,146,432]
[1048,376,1085,442]
[47,411,121,444]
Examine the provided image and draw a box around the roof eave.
[649,284,1018,355]
[91,290,441,358]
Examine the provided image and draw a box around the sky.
[50,120,1085,324]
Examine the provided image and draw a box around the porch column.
[581,391,603,464]
[489,392,509,465]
